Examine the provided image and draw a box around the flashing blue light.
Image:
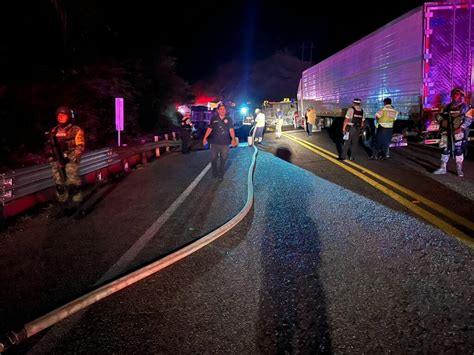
[240,107,249,115]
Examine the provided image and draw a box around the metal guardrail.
[0,139,180,208]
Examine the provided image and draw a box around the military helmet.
[451,88,465,97]
[56,106,73,118]
[56,106,75,125]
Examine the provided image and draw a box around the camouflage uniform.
[434,88,472,177]
[49,123,85,203]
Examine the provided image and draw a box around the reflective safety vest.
[255,113,266,127]
[376,105,399,128]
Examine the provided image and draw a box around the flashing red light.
[195,95,217,105]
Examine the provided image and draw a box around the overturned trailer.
[297,1,473,145]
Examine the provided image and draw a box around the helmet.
[255,108,261,114]
[56,106,72,118]
[56,106,74,126]
[451,88,465,97]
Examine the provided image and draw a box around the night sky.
[2,0,426,83]
[151,0,427,82]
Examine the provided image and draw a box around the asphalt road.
[1,129,473,354]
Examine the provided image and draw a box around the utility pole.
[301,41,315,62]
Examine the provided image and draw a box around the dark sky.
[3,0,427,83]
[106,0,427,82]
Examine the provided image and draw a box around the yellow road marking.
[282,133,474,249]
[284,133,474,232]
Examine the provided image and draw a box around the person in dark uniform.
[202,102,238,180]
[180,112,193,154]
[342,98,365,161]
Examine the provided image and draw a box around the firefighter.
[370,98,398,160]
[342,98,365,161]
[180,111,193,154]
[433,88,472,177]
[47,106,85,216]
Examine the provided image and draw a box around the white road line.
[96,163,211,284]
[25,162,211,354]
[22,149,257,354]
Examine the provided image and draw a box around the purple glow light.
[115,97,124,131]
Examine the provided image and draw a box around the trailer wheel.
[362,125,373,148]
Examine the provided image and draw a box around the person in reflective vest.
[342,98,365,161]
[370,98,398,160]
[254,108,266,143]
[433,88,472,177]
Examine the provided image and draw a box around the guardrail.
[0,136,180,222]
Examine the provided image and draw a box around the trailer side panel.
[424,3,474,108]
[300,7,424,119]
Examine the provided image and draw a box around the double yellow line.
[282,133,474,249]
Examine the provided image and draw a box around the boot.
[67,200,81,214]
[456,155,464,177]
[433,163,447,175]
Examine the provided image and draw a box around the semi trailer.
[297,1,473,146]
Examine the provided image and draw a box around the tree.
[195,50,311,105]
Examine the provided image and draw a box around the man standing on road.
[342,98,365,161]
[202,102,238,181]
[306,107,316,136]
[275,108,284,139]
[254,108,266,143]
[433,88,472,177]
[47,106,85,217]
[370,98,398,160]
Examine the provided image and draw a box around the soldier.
[180,111,193,154]
[47,106,85,216]
[433,88,472,177]
[342,98,365,161]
